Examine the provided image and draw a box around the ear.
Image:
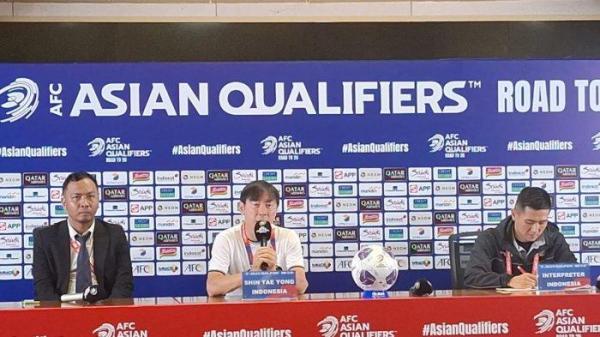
[238,201,245,213]
[61,193,66,207]
[510,208,517,221]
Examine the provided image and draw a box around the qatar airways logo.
[0,78,39,123]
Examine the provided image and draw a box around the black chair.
[448,231,481,289]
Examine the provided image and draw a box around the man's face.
[239,193,278,227]
[61,178,99,227]
[511,206,549,242]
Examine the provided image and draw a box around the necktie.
[75,232,92,293]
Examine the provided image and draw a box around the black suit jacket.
[32,219,133,301]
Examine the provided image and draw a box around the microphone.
[254,221,272,271]
[409,278,433,297]
[60,285,104,303]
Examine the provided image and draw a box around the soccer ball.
[351,245,399,291]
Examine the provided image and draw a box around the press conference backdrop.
[1,60,600,301]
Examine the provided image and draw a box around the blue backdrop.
[1,60,599,300]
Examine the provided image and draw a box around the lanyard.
[241,224,276,266]
[503,250,539,275]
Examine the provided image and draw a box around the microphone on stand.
[254,221,272,271]
[60,285,104,303]
[409,278,434,297]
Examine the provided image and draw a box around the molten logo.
[0,78,39,123]
[317,316,339,337]
[534,310,555,334]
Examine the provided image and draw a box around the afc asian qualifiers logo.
[261,136,278,155]
[533,310,554,334]
[317,315,396,337]
[592,131,600,151]
[318,316,339,337]
[533,308,600,335]
[92,322,148,337]
[428,134,445,153]
[260,135,321,161]
[427,133,487,158]
[88,137,106,157]
[93,323,116,337]
[0,78,39,123]
[87,137,151,163]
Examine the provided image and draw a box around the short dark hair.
[240,180,279,205]
[62,171,98,192]
[514,186,552,210]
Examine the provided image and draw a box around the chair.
[448,231,481,289]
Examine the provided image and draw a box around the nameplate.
[537,263,591,291]
[242,271,297,299]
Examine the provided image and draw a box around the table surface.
[2,288,597,309]
[3,288,600,337]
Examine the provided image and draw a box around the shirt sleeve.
[284,231,305,270]
[207,232,231,274]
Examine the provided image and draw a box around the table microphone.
[60,285,103,303]
[409,278,433,297]
[254,221,272,271]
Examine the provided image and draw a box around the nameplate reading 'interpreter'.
[537,263,590,291]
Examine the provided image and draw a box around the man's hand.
[252,247,277,271]
[508,272,537,289]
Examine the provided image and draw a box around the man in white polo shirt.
[206,180,308,296]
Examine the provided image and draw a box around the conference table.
[3,289,600,337]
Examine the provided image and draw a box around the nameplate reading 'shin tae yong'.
[537,263,590,291]
[242,271,297,299]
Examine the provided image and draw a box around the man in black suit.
[33,172,133,301]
